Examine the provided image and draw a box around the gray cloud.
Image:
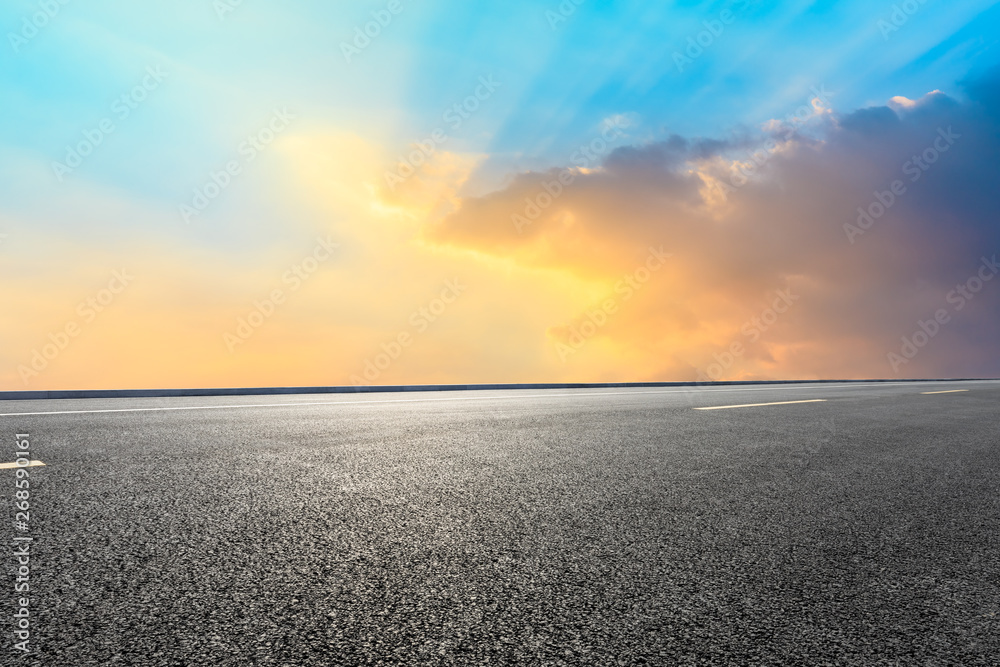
[425,67,1000,379]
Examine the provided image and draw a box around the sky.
[1,0,999,390]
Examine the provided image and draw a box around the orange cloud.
[420,86,1000,381]
[4,81,999,390]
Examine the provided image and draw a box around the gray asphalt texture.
[2,381,999,666]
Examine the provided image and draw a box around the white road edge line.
[694,399,828,411]
[0,381,990,417]
[920,389,970,394]
[0,461,45,470]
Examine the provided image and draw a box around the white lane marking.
[694,399,828,411]
[0,461,45,470]
[0,381,990,418]
[921,389,970,394]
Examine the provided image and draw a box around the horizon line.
[2,378,997,401]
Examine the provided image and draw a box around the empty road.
[2,381,999,665]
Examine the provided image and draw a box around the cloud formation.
[423,67,1000,380]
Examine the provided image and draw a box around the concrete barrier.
[0,378,991,401]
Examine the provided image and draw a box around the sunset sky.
[2,0,999,390]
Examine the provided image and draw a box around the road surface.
[1,381,998,665]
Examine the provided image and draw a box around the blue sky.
[2,0,999,389]
[4,1,997,192]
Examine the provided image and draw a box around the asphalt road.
[2,381,999,666]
